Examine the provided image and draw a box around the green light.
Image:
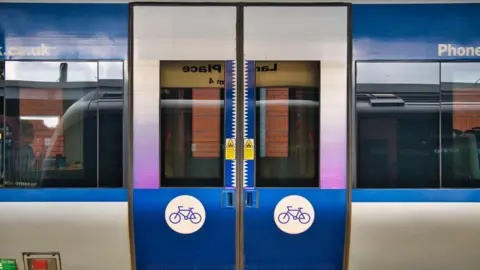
[0,259,17,270]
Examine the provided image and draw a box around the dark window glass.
[356,62,440,188]
[2,61,124,188]
[160,61,224,187]
[440,62,480,188]
[254,61,320,187]
[98,62,124,187]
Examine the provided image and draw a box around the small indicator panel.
[27,258,56,270]
[0,259,17,270]
[23,253,61,270]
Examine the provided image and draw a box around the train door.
[242,5,351,270]
[130,3,351,270]
[130,4,238,269]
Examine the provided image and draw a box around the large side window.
[441,62,480,188]
[356,62,441,188]
[1,61,124,188]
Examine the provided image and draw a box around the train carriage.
[0,1,479,270]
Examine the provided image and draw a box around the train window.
[440,62,480,188]
[4,61,98,187]
[2,61,124,188]
[160,61,224,187]
[356,62,441,188]
[98,61,124,187]
[255,61,320,187]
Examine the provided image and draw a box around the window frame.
[253,61,322,188]
[355,59,480,189]
[158,61,228,188]
[0,59,125,188]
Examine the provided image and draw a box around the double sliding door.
[129,3,351,269]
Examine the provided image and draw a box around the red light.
[32,259,48,270]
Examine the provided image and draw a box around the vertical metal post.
[127,4,137,270]
[2,62,6,186]
[343,4,354,270]
[438,63,443,188]
[235,5,245,270]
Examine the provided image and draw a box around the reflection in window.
[356,62,440,188]
[259,88,289,158]
[161,89,224,187]
[99,62,123,80]
[441,63,480,188]
[160,61,224,187]
[66,62,97,82]
[98,61,124,188]
[356,62,439,85]
[255,61,320,187]
[2,61,124,188]
[6,62,60,82]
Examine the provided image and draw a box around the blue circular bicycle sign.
[274,195,315,234]
[165,195,206,234]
